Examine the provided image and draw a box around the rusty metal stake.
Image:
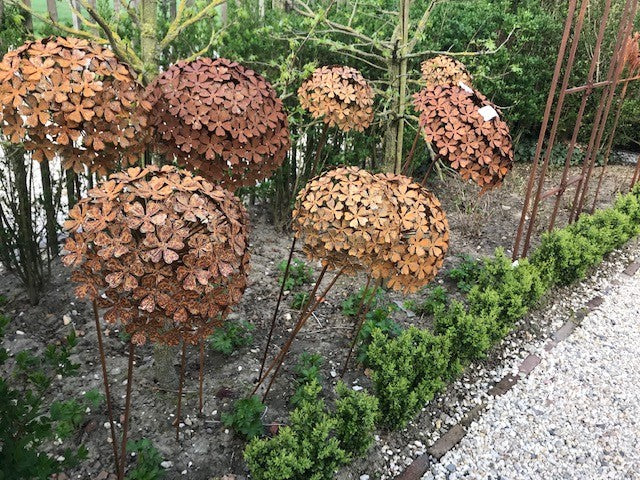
[310,123,330,177]
[175,341,187,442]
[401,129,421,176]
[198,340,204,415]
[92,300,120,476]
[118,342,135,480]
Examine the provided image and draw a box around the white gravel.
[426,272,640,480]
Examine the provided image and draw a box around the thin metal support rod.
[92,301,120,475]
[591,80,630,212]
[512,0,578,259]
[118,342,135,480]
[401,129,421,176]
[564,73,640,94]
[310,123,330,177]
[198,340,204,415]
[253,265,329,392]
[260,268,344,401]
[420,155,438,185]
[519,0,589,256]
[340,276,379,378]
[259,236,297,379]
[630,154,640,189]
[176,341,187,442]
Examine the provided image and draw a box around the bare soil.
[0,163,634,480]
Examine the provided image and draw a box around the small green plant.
[126,438,165,480]
[208,319,254,355]
[0,315,88,478]
[341,285,383,317]
[334,382,379,458]
[222,395,266,439]
[356,305,402,365]
[291,353,323,406]
[279,259,314,290]
[290,291,310,310]
[84,389,106,409]
[447,254,482,292]
[405,286,449,316]
[0,295,7,307]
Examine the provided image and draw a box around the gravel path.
[426,272,640,480]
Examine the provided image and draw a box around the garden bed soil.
[0,163,635,480]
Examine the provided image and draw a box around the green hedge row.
[245,185,640,477]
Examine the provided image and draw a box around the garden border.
[395,258,640,480]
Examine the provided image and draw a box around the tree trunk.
[259,0,265,18]
[140,0,159,80]
[71,0,81,29]
[219,1,227,24]
[39,159,59,257]
[383,60,400,172]
[22,0,33,31]
[46,0,58,21]
[169,0,176,20]
[11,148,42,305]
[114,0,121,14]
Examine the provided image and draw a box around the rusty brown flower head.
[624,33,640,73]
[420,55,473,88]
[0,37,149,175]
[292,167,449,294]
[413,84,514,191]
[146,57,290,190]
[298,66,374,132]
[61,165,250,346]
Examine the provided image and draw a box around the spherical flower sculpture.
[292,166,449,293]
[297,65,374,132]
[624,32,640,73]
[420,55,473,88]
[146,57,290,190]
[413,84,514,191]
[61,165,250,346]
[0,37,149,174]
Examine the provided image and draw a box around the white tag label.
[478,105,499,121]
[458,81,473,93]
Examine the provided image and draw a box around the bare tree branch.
[160,0,225,49]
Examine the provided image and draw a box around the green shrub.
[222,395,266,439]
[208,319,254,355]
[366,327,451,427]
[405,286,449,316]
[291,353,323,406]
[290,291,310,310]
[356,305,402,365]
[341,285,383,316]
[0,316,88,478]
[448,254,482,292]
[334,382,379,458]
[126,438,165,480]
[279,259,314,290]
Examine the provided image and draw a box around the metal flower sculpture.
[624,32,640,73]
[420,55,473,88]
[413,84,514,191]
[146,57,290,189]
[297,65,375,132]
[0,37,149,174]
[62,165,250,346]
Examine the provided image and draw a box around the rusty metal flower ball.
[292,167,449,293]
[413,84,514,191]
[297,66,374,132]
[146,57,290,190]
[624,33,640,73]
[420,55,473,88]
[0,36,149,175]
[372,172,449,294]
[61,165,250,346]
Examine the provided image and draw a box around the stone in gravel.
[160,461,173,469]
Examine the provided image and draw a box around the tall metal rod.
[572,0,637,220]
[519,0,589,257]
[260,268,344,401]
[118,342,135,480]
[175,341,187,442]
[401,129,421,176]
[198,340,204,415]
[630,154,640,189]
[591,80,630,212]
[259,236,297,379]
[253,264,329,391]
[310,123,330,177]
[512,0,578,259]
[340,276,378,378]
[92,300,120,475]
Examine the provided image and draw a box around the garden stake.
[92,300,120,475]
[420,156,437,185]
[198,340,204,415]
[340,276,375,378]
[260,267,344,401]
[259,236,297,379]
[118,342,135,480]
[310,123,330,177]
[253,264,329,391]
[176,341,187,442]
[401,129,421,176]
[631,154,640,189]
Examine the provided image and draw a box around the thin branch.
[405,26,516,60]
[406,0,439,53]
[160,0,225,49]
[18,1,107,43]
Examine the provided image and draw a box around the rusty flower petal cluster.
[292,166,449,294]
[413,84,514,191]
[0,37,149,175]
[146,58,290,190]
[624,33,640,73]
[420,55,473,88]
[62,165,250,346]
[298,66,374,132]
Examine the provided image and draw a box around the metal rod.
[630,154,640,189]
[310,123,330,177]
[118,342,135,480]
[512,0,578,259]
[92,300,120,475]
[261,267,344,401]
[259,236,297,379]
[253,264,329,392]
[401,129,421,176]
[198,340,204,415]
[176,341,187,442]
[564,73,640,94]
